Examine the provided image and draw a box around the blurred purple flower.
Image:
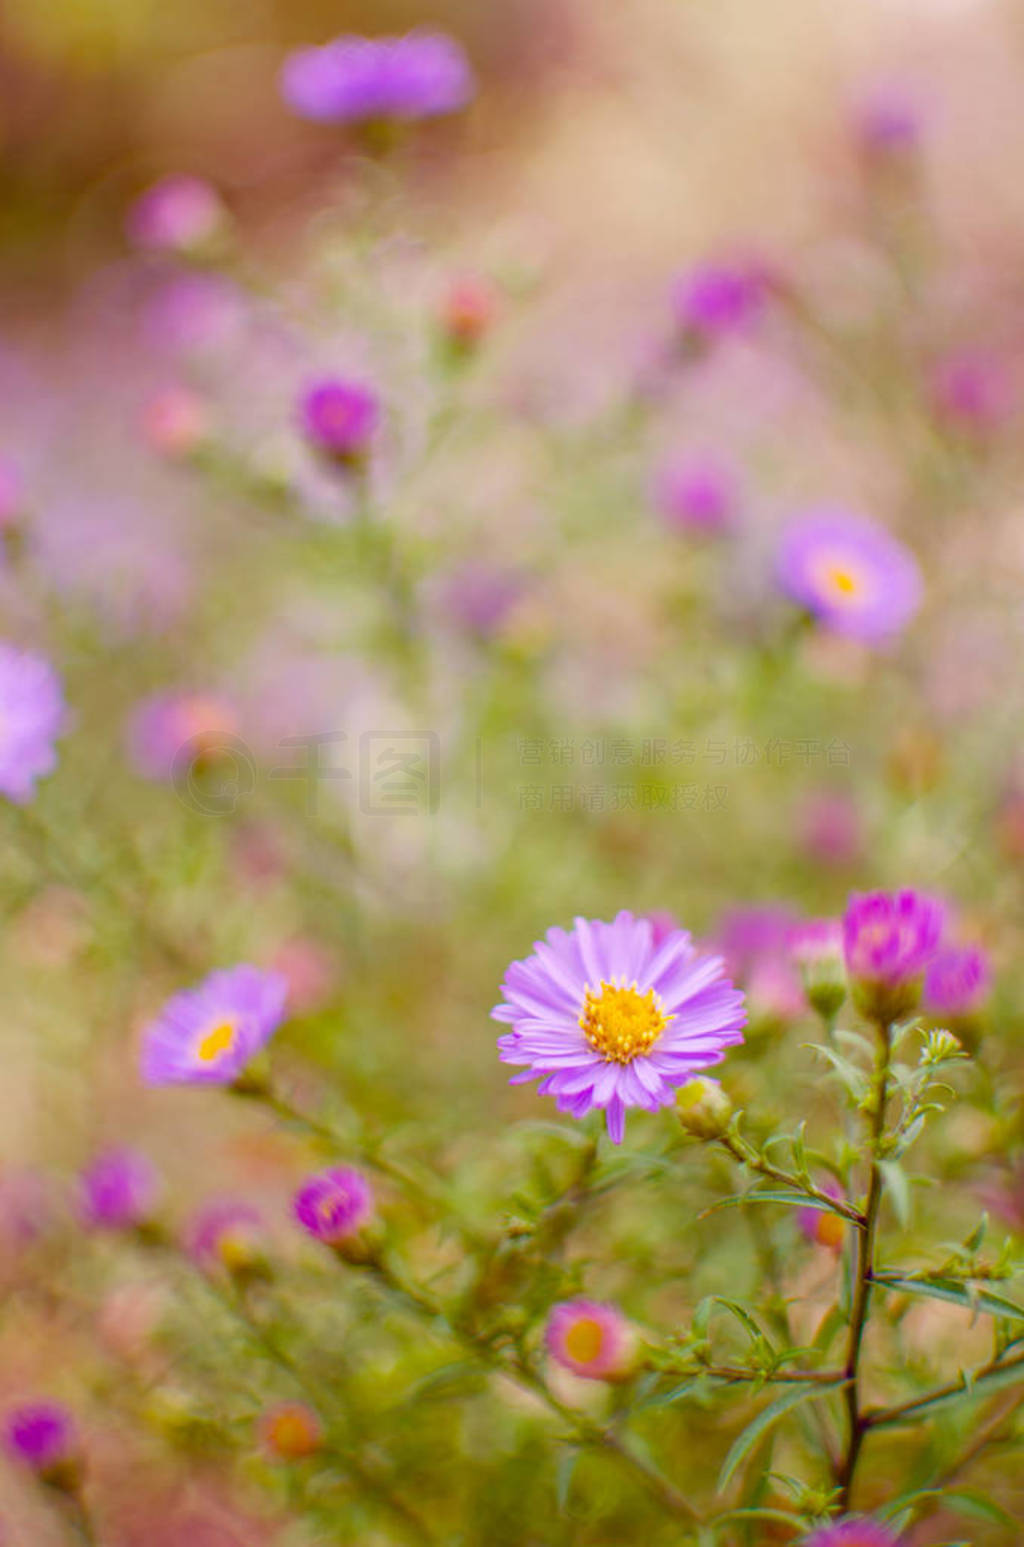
[798,790,862,867]
[438,562,525,638]
[923,943,991,1018]
[931,351,1013,433]
[140,965,288,1086]
[126,176,225,254]
[671,263,767,340]
[0,644,65,804]
[651,454,739,535]
[293,1167,373,1245]
[776,508,922,643]
[855,87,922,157]
[0,458,23,528]
[281,31,474,125]
[186,1199,267,1276]
[843,889,944,1020]
[804,1519,902,1547]
[2,1402,78,1476]
[78,1149,159,1231]
[300,378,380,466]
[494,911,745,1143]
[143,272,245,356]
[128,690,239,782]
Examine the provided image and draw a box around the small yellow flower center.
[827,565,859,596]
[564,1317,605,1364]
[579,981,672,1063]
[197,1020,237,1063]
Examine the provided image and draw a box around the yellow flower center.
[827,566,859,595]
[579,981,672,1063]
[197,1020,237,1063]
[564,1317,605,1364]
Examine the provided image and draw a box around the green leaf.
[716,1384,829,1494]
[873,1273,1024,1323]
[555,1446,579,1513]
[700,1188,846,1220]
[878,1160,911,1227]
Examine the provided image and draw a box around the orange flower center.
[564,1318,605,1364]
[197,1020,237,1062]
[579,981,672,1063]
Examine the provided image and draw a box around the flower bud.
[675,1077,732,1140]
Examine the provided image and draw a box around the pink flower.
[546,1299,637,1381]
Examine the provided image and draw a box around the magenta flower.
[546,1299,638,1381]
[2,1402,78,1477]
[0,645,65,804]
[293,1167,373,1245]
[299,378,380,466]
[798,790,862,867]
[494,912,745,1143]
[923,943,991,1018]
[651,454,739,535]
[843,889,944,1021]
[281,31,474,125]
[438,562,524,639]
[78,1149,159,1231]
[140,965,288,1086]
[126,176,224,254]
[186,1199,267,1275]
[671,262,766,340]
[803,1519,901,1547]
[776,509,922,643]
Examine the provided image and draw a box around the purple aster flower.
[143,272,245,356]
[293,1167,373,1245]
[78,1148,159,1231]
[651,454,739,535]
[671,262,767,341]
[803,1519,902,1547]
[299,378,380,466]
[494,911,746,1143]
[546,1299,638,1381]
[140,965,288,1087]
[3,1401,78,1478]
[281,31,474,126]
[776,508,922,643]
[923,943,991,1019]
[843,889,944,1021]
[126,176,225,254]
[186,1199,268,1276]
[0,645,65,804]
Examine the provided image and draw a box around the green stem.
[716,1133,864,1224]
[836,1019,892,1509]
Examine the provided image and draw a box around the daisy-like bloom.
[843,889,944,1022]
[776,508,922,644]
[546,1299,638,1381]
[3,1401,79,1482]
[803,1517,902,1547]
[0,645,65,804]
[293,1167,373,1246]
[139,965,288,1087]
[260,1401,323,1461]
[494,912,746,1143]
[127,690,238,782]
[126,175,225,254]
[651,454,739,536]
[78,1148,159,1231]
[185,1199,268,1277]
[299,378,380,467]
[923,942,991,1019]
[281,31,475,126]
